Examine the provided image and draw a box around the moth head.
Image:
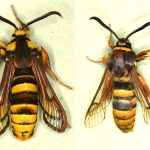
[116,38,131,48]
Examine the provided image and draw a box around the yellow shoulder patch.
[0,41,6,57]
[27,41,37,49]
[37,46,42,53]
[6,42,16,52]
[0,41,6,48]
[0,49,6,57]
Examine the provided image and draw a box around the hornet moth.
[0,5,72,140]
[85,16,150,132]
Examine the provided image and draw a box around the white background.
[0,0,150,150]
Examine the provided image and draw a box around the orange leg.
[87,53,111,64]
[86,56,102,63]
[136,50,150,62]
[40,47,72,89]
[0,41,6,60]
[108,24,115,49]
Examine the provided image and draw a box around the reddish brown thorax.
[114,51,124,59]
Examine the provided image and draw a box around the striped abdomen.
[112,75,136,132]
[10,67,38,140]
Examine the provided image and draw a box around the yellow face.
[14,29,30,37]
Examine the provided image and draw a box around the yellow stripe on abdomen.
[11,123,35,133]
[10,104,38,114]
[13,130,33,140]
[11,83,37,94]
[11,114,37,124]
[113,89,134,97]
[113,107,136,120]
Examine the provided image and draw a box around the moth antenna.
[0,16,18,29]
[23,11,63,29]
[90,16,120,40]
[11,5,25,27]
[126,22,150,39]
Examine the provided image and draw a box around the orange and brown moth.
[0,5,71,140]
[85,17,150,132]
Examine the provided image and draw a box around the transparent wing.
[32,58,68,132]
[85,65,113,127]
[130,67,150,123]
[0,59,15,134]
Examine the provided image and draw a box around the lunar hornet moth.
[85,17,150,132]
[0,5,72,140]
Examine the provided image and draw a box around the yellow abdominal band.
[11,83,38,94]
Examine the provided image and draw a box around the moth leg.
[48,69,72,89]
[108,24,115,49]
[136,50,150,62]
[39,46,72,89]
[86,56,102,63]
[87,53,111,64]
[0,41,6,60]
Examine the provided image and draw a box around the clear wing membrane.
[32,58,68,132]
[130,67,150,123]
[85,65,113,128]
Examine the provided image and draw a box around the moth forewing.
[32,58,68,132]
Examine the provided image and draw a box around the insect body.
[110,44,136,132]
[0,6,71,140]
[85,17,150,132]
[10,66,38,139]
